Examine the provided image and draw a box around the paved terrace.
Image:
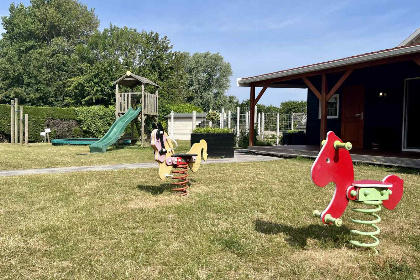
[0,150,280,177]
[247,145,420,169]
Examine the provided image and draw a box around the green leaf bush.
[193,127,231,134]
[74,106,115,138]
[0,104,115,142]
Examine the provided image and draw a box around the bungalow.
[237,28,420,152]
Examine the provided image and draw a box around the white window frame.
[402,77,420,152]
[318,94,339,119]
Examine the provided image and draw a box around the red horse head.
[311,131,354,224]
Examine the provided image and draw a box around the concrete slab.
[247,146,420,169]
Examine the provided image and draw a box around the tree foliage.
[0,0,235,114]
[0,0,99,106]
[279,100,307,114]
[68,25,187,106]
[239,99,306,115]
[185,52,236,111]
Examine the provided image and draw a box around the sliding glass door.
[403,78,420,151]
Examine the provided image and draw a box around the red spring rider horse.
[311,131,403,252]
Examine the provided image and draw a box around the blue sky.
[1,0,419,106]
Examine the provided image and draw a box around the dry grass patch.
[0,158,418,279]
[0,141,191,170]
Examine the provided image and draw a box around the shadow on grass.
[255,219,351,249]
[137,184,175,195]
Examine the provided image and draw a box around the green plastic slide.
[89,107,141,153]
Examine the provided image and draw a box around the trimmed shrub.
[0,104,78,142]
[0,104,115,142]
[74,106,115,138]
[193,127,231,134]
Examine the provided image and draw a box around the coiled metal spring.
[350,200,382,253]
[171,162,189,196]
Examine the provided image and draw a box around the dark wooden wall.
[306,60,420,150]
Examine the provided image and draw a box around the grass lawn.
[0,141,191,170]
[0,158,419,279]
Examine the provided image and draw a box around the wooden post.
[141,84,145,147]
[115,84,119,118]
[155,88,159,115]
[192,111,196,130]
[320,74,328,143]
[249,86,255,146]
[228,110,231,129]
[20,106,23,145]
[10,103,14,144]
[24,114,28,145]
[14,98,18,144]
[276,113,280,145]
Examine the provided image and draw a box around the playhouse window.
[318,94,339,119]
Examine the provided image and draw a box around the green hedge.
[193,127,231,134]
[75,106,115,138]
[0,104,78,142]
[0,104,115,142]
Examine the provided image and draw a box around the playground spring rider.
[311,131,403,252]
[151,123,208,196]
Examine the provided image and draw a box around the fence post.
[20,106,23,145]
[25,114,28,145]
[254,105,258,123]
[276,113,280,145]
[228,110,231,129]
[261,112,265,140]
[245,111,249,132]
[236,107,240,146]
[170,111,174,138]
[291,112,294,130]
[222,108,225,129]
[10,102,14,144]
[14,98,18,144]
[192,111,196,131]
[257,113,261,136]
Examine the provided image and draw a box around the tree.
[185,52,234,111]
[279,100,307,115]
[68,25,188,106]
[0,0,99,106]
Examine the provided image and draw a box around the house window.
[318,94,339,119]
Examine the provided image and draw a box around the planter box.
[281,131,306,145]
[191,133,234,158]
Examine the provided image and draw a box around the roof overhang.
[399,28,420,47]
[237,44,420,88]
[113,71,159,87]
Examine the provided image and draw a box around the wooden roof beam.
[255,86,267,104]
[326,69,353,101]
[413,57,420,67]
[302,77,321,100]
